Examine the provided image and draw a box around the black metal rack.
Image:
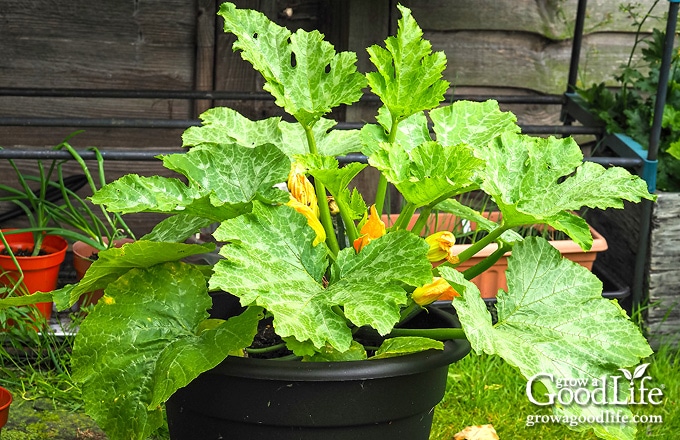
[1,0,678,310]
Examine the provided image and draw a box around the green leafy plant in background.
[0,134,133,293]
[577,0,680,191]
[0,4,657,440]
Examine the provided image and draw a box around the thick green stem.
[304,125,340,255]
[336,199,359,244]
[461,244,512,281]
[408,205,433,235]
[391,202,418,231]
[374,118,400,214]
[454,224,509,264]
[388,327,467,340]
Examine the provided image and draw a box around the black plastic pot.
[166,302,470,440]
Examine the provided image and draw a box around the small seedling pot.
[0,386,12,431]
[0,231,68,320]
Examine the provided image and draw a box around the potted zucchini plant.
[0,4,657,439]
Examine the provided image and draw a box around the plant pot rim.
[0,230,68,261]
[213,339,470,382]
[0,386,11,410]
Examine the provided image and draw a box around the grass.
[431,346,680,439]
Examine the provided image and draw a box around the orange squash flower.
[287,198,326,246]
[412,277,459,305]
[424,231,460,264]
[353,205,386,252]
[287,163,319,218]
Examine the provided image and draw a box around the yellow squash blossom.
[424,231,460,264]
[353,205,386,252]
[412,277,459,305]
[287,163,319,218]
[287,198,326,246]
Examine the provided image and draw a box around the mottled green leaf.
[430,100,520,149]
[57,241,214,307]
[210,203,431,354]
[72,262,260,440]
[478,132,656,249]
[366,5,448,121]
[444,238,653,440]
[182,107,282,148]
[372,336,443,359]
[218,2,366,127]
[369,141,483,207]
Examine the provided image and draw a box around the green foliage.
[0,4,658,440]
[441,238,652,439]
[577,23,680,191]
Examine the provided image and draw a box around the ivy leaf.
[366,4,448,121]
[442,238,653,440]
[478,132,656,249]
[369,140,483,207]
[218,2,366,127]
[72,262,261,440]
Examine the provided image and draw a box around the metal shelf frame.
[2,0,679,310]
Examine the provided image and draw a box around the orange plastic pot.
[0,231,68,320]
[384,212,607,299]
[0,386,11,430]
[72,238,134,308]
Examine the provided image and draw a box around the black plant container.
[166,296,470,440]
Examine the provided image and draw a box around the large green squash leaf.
[161,143,289,205]
[430,100,520,149]
[369,140,483,207]
[72,262,261,440]
[182,107,282,148]
[52,241,214,308]
[442,237,653,440]
[477,132,656,249]
[218,2,366,127]
[366,5,448,122]
[210,202,432,355]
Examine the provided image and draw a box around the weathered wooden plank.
[647,192,680,347]
[431,31,639,94]
[403,0,665,39]
[1,0,197,44]
[194,0,217,116]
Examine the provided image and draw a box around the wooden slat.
[648,192,680,347]
[194,0,217,117]
[401,0,665,38]
[432,31,639,94]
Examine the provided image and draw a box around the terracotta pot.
[0,386,11,430]
[72,238,134,308]
[384,212,607,298]
[0,231,68,320]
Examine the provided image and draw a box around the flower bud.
[287,198,326,246]
[424,231,459,264]
[412,277,459,305]
[288,163,319,218]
